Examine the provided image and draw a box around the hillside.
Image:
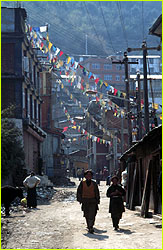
[2,1,162,56]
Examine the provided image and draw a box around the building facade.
[1,7,46,180]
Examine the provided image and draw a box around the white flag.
[40,26,48,33]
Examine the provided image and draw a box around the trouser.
[112,217,120,228]
[83,202,97,229]
[86,217,95,229]
[27,187,37,208]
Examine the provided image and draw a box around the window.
[1,43,15,73]
[104,75,112,80]
[116,65,121,70]
[30,95,33,119]
[122,76,125,81]
[25,88,28,118]
[34,99,37,121]
[33,65,36,87]
[92,63,100,69]
[149,67,154,73]
[149,58,154,64]
[38,104,41,126]
[140,59,143,64]
[116,75,120,81]
[104,64,112,70]
[131,68,136,73]
[95,74,100,79]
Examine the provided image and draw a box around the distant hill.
[2,1,162,56]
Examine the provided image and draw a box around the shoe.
[89,227,94,234]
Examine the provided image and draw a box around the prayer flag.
[95,78,100,84]
[40,25,48,33]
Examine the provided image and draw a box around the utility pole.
[142,41,149,133]
[85,35,88,55]
[121,115,124,153]
[112,52,138,147]
[127,41,161,134]
[136,70,142,140]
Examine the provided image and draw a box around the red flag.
[81,83,84,90]
[96,96,100,102]
[97,138,100,143]
[95,78,100,84]
[81,78,84,84]
[62,127,68,132]
[59,51,64,57]
[114,88,118,96]
[79,64,84,69]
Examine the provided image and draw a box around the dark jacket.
[106,184,126,216]
[77,179,100,205]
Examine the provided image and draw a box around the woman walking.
[106,175,126,230]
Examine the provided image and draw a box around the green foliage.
[1,106,25,180]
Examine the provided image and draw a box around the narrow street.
[2,179,162,249]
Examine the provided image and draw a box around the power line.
[98,1,117,54]
[116,2,129,49]
[24,6,92,54]
[25,3,107,56]
[142,1,145,41]
[83,1,108,56]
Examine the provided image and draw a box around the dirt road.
[1,179,162,249]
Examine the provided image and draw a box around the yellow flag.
[152,103,159,109]
[45,47,48,54]
[104,81,109,87]
[67,57,71,64]
[46,33,49,41]
[122,92,126,98]
[48,42,53,51]
[71,77,74,83]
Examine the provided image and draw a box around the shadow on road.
[94,228,107,234]
[83,231,109,241]
[1,214,26,219]
[117,228,135,234]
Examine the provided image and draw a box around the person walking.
[23,172,40,209]
[77,170,100,233]
[106,175,126,230]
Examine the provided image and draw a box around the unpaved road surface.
[1,179,162,249]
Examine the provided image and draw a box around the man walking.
[23,172,40,209]
[77,170,100,233]
[106,175,126,230]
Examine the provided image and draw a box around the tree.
[1,106,26,185]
